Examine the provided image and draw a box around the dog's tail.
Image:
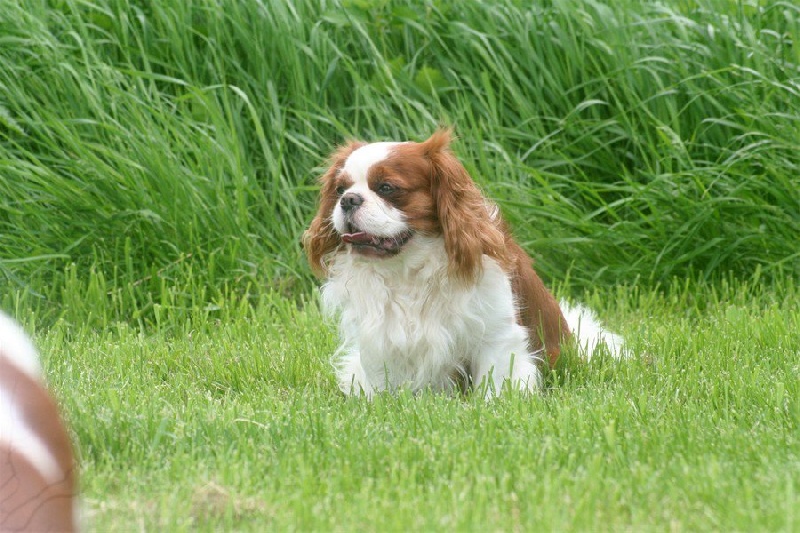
[0,310,80,532]
[560,301,625,360]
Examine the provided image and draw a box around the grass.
[1,0,799,530]
[36,276,799,531]
[1,0,799,321]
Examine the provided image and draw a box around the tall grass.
[1,0,798,323]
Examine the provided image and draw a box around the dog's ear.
[303,141,363,276]
[423,129,508,283]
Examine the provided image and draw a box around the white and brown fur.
[304,129,622,397]
[1,311,78,531]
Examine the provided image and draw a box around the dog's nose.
[340,192,364,212]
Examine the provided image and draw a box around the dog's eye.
[335,185,346,196]
[377,183,395,196]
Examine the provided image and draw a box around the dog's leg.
[334,348,375,398]
[471,325,543,398]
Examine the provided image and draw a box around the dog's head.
[304,129,509,282]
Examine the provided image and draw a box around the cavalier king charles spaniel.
[304,129,622,397]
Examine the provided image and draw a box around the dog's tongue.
[341,232,374,245]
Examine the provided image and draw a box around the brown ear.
[424,129,509,282]
[303,141,363,276]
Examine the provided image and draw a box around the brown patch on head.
[370,142,439,235]
[303,140,365,276]
[421,128,453,156]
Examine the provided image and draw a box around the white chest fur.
[322,237,540,396]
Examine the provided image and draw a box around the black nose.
[340,192,364,212]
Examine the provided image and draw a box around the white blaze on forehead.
[342,142,401,185]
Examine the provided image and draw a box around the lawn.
[1,0,799,530]
[40,278,799,531]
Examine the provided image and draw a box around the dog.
[304,129,622,397]
[0,311,78,531]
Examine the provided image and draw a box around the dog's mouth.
[341,228,413,256]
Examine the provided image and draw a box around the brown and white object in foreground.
[1,311,77,532]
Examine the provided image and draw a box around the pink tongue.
[342,232,374,244]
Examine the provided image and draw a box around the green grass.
[2,0,799,530]
[37,277,799,531]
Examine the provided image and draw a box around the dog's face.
[330,141,435,258]
[304,129,509,281]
